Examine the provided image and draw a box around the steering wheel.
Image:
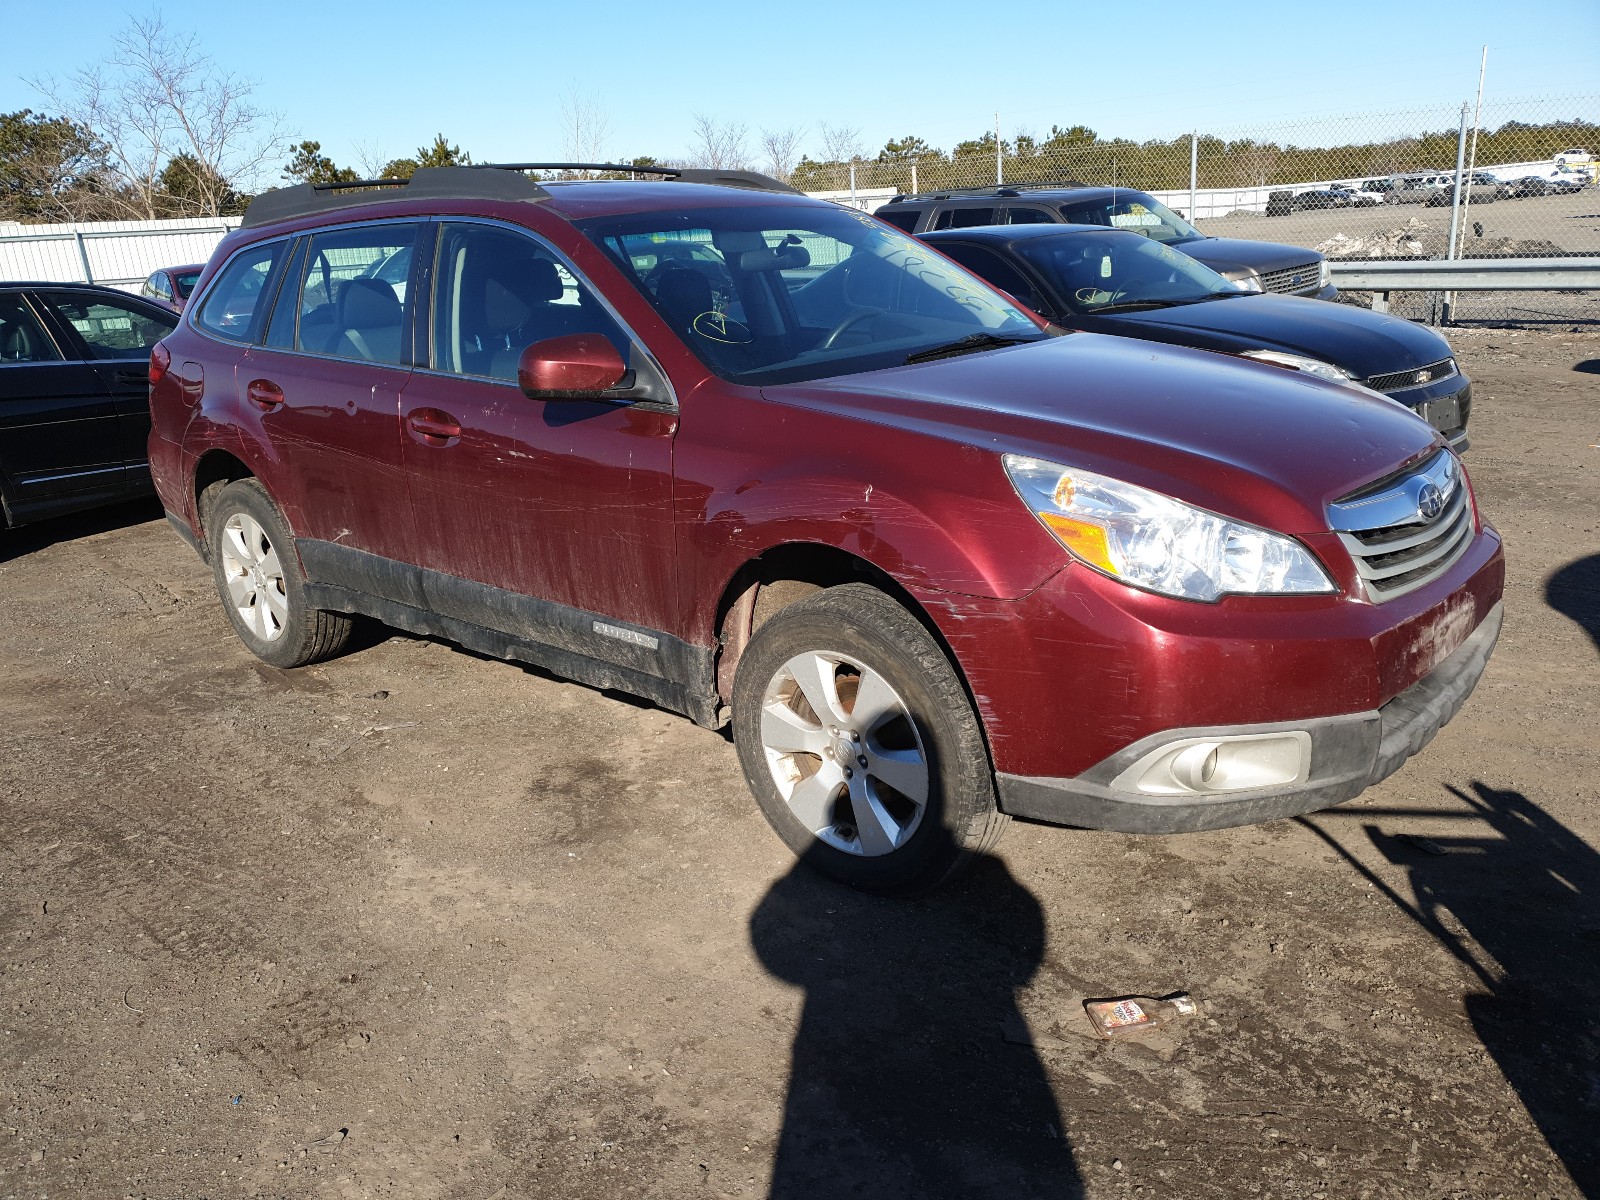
[818,307,884,351]
[1074,287,1128,309]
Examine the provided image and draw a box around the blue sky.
[3,0,1597,184]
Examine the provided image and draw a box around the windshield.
[1057,195,1204,245]
[575,203,1045,386]
[1016,231,1238,315]
[174,271,201,299]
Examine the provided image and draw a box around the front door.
[398,220,678,635]
[0,291,127,517]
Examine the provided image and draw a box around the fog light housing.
[1111,731,1312,796]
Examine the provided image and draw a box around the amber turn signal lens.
[1039,512,1117,574]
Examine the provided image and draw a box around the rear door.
[236,221,424,569]
[36,289,177,471]
[0,289,128,516]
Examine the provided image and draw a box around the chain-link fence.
[800,95,1600,324]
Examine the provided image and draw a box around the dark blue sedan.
[920,224,1471,450]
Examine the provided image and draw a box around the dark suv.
[874,184,1335,300]
[149,164,1503,894]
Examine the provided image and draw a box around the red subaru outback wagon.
[148,164,1504,893]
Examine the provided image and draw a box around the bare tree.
[759,125,805,183]
[31,13,287,219]
[351,139,392,180]
[687,114,749,171]
[818,122,864,165]
[558,85,612,176]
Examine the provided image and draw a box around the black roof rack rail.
[241,165,551,228]
[884,178,1092,204]
[242,162,802,229]
[476,162,801,195]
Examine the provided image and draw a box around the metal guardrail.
[1330,255,1600,300]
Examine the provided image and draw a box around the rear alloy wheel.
[732,584,1006,894]
[207,479,352,668]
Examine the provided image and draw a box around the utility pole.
[1457,45,1489,258]
[1189,130,1199,220]
[995,112,1003,185]
[1444,101,1470,325]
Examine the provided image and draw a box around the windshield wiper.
[903,332,1038,364]
[1090,300,1180,314]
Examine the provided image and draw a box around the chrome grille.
[1366,357,1458,393]
[1328,450,1475,603]
[1258,261,1322,294]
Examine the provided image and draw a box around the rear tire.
[206,479,352,668]
[731,584,1006,895]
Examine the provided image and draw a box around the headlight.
[1240,348,1358,386]
[1003,455,1336,602]
[1318,258,1332,287]
[1232,275,1263,293]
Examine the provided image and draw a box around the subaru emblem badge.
[1417,483,1445,521]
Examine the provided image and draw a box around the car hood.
[1094,293,1456,380]
[1181,237,1321,279]
[763,333,1442,536]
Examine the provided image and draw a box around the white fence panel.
[0,216,242,294]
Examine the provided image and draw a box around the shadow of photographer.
[1545,552,1600,655]
[749,845,1082,1199]
[1304,781,1600,1194]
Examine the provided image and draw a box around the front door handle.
[114,367,149,385]
[406,409,462,445]
[246,378,284,410]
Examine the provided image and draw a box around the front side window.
[40,292,174,358]
[430,223,629,381]
[293,225,418,363]
[933,243,1047,312]
[577,202,1045,386]
[933,206,997,230]
[0,294,61,363]
[195,241,284,342]
[1058,195,1203,245]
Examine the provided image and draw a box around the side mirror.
[518,334,629,400]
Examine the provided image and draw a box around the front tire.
[206,479,352,668]
[731,584,1007,895]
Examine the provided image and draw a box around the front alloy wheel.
[760,650,930,857]
[732,584,1007,894]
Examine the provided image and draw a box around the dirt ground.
[3,331,1598,1200]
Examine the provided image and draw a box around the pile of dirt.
[1317,216,1564,259]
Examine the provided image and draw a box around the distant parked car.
[1386,173,1453,204]
[0,282,176,528]
[1425,175,1501,206]
[918,224,1472,451]
[1554,147,1592,168]
[875,184,1335,298]
[140,263,206,312]
[1507,172,1586,197]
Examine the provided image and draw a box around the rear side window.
[39,291,174,359]
[195,242,284,342]
[932,207,997,230]
[293,225,419,363]
[874,207,920,232]
[1006,208,1055,224]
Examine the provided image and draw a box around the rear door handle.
[406,409,462,444]
[247,378,284,410]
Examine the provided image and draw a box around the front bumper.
[995,601,1502,833]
